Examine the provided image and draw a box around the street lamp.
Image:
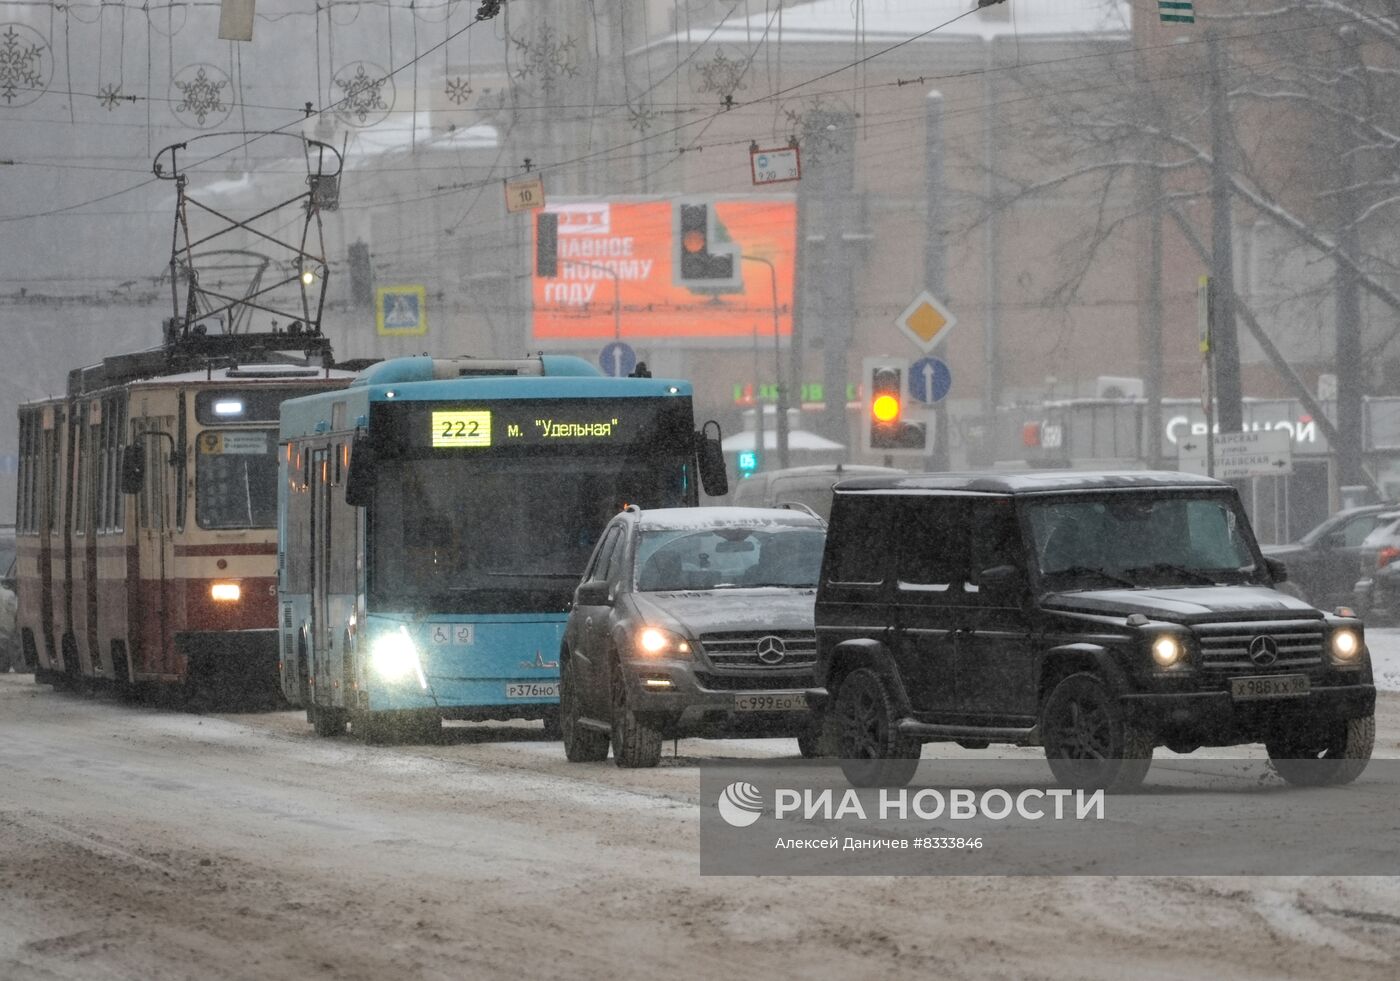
[741,254,789,470]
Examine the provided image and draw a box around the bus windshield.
[369,453,692,613]
[196,428,278,529]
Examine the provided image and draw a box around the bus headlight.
[210,582,241,603]
[636,627,691,658]
[1151,634,1183,667]
[371,627,426,686]
[1331,628,1362,663]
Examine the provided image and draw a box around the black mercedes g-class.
[813,471,1376,789]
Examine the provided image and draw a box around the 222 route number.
[431,410,492,448]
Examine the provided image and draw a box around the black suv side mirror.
[1264,556,1288,584]
[575,580,613,607]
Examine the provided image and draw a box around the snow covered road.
[2,673,1399,980]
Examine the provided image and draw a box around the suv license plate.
[506,682,559,699]
[1230,675,1309,700]
[735,693,807,712]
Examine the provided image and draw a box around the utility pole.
[810,110,857,449]
[926,90,950,470]
[1334,26,1367,491]
[1135,48,1165,468]
[1207,32,1243,433]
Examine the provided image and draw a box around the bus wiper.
[1123,563,1217,586]
[1049,566,1137,588]
[486,572,583,581]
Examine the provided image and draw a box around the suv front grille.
[694,671,814,691]
[699,630,817,670]
[1192,621,1325,673]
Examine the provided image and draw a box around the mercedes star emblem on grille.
[755,635,787,665]
[1248,635,1280,667]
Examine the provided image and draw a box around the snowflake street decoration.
[694,47,748,101]
[510,26,579,95]
[171,64,232,128]
[98,83,123,111]
[782,95,854,165]
[445,76,473,106]
[0,23,52,107]
[334,62,394,127]
[627,100,659,133]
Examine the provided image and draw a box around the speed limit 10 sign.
[505,175,546,213]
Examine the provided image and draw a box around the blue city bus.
[277,354,728,741]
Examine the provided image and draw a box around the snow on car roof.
[634,506,825,531]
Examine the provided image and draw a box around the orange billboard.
[531,198,797,346]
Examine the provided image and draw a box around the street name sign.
[1177,429,1293,479]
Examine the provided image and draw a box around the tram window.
[194,388,326,425]
[195,429,278,529]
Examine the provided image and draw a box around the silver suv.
[559,506,827,767]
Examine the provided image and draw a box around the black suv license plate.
[1230,675,1310,700]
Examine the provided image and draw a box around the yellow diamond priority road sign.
[895,290,957,352]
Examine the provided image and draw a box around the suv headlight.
[371,626,428,687]
[1150,633,1185,667]
[1330,628,1362,664]
[635,626,691,658]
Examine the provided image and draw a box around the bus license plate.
[1230,675,1309,700]
[735,693,807,712]
[506,682,559,699]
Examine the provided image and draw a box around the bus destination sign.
[429,408,623,449]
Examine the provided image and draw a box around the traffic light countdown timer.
[862,357,929,454]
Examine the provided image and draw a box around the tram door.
[132,416,179,679]
[309,448,332,698]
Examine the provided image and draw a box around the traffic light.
[347,240,373,308]
[737,450,759,478]
[865,360,928,453]
[674,202,741,289]
[536,211,559,278]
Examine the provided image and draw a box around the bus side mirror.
[344,433,377,508]
[697,421,729,498]
[120,444,145,494]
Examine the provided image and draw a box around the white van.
[728,464,906,521]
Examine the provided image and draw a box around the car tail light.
[1378,546,1400,569]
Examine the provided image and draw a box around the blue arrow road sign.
[908,356,952,404]
[599,341,638,377]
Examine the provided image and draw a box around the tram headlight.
[371,626,426,686]
[210,581,241,603]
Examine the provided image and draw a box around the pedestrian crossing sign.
[376,284,428,336]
